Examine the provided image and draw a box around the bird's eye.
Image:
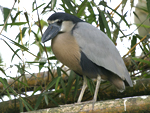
[57,20,62,24]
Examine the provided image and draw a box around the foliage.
[0,0,150,112]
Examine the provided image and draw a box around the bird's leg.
[77,75,101,112]
[93,75,101,102]
[91,75,101,110]
[77,75,87,103]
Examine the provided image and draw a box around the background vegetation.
[0,0,150,112]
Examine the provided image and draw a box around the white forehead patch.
[48,19,59,24]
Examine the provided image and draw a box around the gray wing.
[73,22,133,86]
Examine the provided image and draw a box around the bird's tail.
[108,74,125,92]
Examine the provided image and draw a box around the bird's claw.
[76,99,96,112]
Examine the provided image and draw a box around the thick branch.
[22,95,150,113]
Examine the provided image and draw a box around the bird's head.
[41,12,83,43]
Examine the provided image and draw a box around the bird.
[41,12,133,108]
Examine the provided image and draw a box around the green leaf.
[51,0,57,10]
[48,56,56,60]
[20,97,34,111]
[31,86,42,96]
[74,75,80,101]
[1,34,28,51]
[77,0,87,17]
[86,2,96,24]
[135,23,150,28]
[99,11,111,39]
[32,3,45,12]
[0,67,6,75]
[65,70,75,101]
[34,93,43,110]
[3,7,10,23]
[10,76,29,87]
[44,94,49,105]
[131,35,137,57]
[105,12,125,37]
[11,49,20,62]
[122,0,127,12]
[86,77,94,96]
[11,11,22,23]
[146,0,150,14]
[0,77,10,97]
[19,98,23,112]
[0,22,27,26]
[46,76,59,90]
[60,78,66,97]
[99,11,105,32]
[103,3,130,28]
[48,95,59,106]
[132,57,150,65]
[57,67,61,76]
[16,27,28,42]
[55,76,61,91]
[2,38,23,61]
[62,0,76,15]
[2,7,10,31]
[0,77,17,96]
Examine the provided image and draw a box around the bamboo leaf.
[86,77,94,96]
[16,27,28,42]
[0,67,6,75]
[34,93,43,110]
[60,78,66,98]
[146,0,150,14]
[0,22,27,26]
[55,76,61,90]
[48,56,56,60]
[57,67,61,76]
[2,39,22,62]
[77,0,87,17]
[11,11,22,23]
[65,70,76,102]
[32,3,45,12]
[74,75,80,101]
[131,35,137,57]
[62,0,76,15]
[1,34,28,51]
[51,0,57,10]
[20,97,34,111]
[2,7,10,31]
[105,12,126,37]
[44,94,49,105]
[46,76,58,90]
[48,95,59,106]
[99,11,111,39]
[19,98,23,112]
[132,57,150,65]
[11,49,20,62]
[122,0,127,12]
[31,86,42,96]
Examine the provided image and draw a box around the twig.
[123,34,149,58]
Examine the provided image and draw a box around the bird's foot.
[75,99,96,112]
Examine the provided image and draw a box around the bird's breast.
[51,32,83,74]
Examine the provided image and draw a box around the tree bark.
[22,95,150,113]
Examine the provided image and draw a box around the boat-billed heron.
[42,12,133,105]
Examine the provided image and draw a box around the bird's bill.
[41,23,61,43]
